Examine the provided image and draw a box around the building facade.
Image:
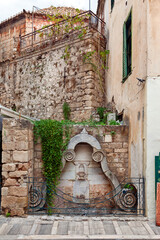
[1,1,158,218]
[97,0,160,219]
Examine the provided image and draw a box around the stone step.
[0,215,159,240]
[0,235,160,240]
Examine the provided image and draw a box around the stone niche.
[34,125,129,184]
[60,142,112,205]
[34,125,129,209]
[55,126,129,210]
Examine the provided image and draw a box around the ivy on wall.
[39,8,109,92]
[34,119,71,210]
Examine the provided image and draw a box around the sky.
[0,0,98,23]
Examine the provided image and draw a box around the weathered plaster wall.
[104,0,160,219]
[145,77,160,220]
[147,0,160,77]
[144,0,160,220]
[0,31,105,121]
[1,119,33,216]
[105,0,147,178]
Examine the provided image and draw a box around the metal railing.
[27,177,145,216]
[19,11,106,52]
[0,11,105,62]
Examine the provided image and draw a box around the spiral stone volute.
[92,150,104,162]
[63,150,75,162]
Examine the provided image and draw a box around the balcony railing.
[19,11,106,52]
[0,11,105,62]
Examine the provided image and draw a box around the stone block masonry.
[1,119,129,216]
[0,29,106,121]
[1,119,34,216]
[34,125,129,183]
[34,125,129,214]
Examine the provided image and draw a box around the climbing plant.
[83,50,110,92]
[97,107,106,122]
[63,102,71,120]
[38,7,109,89]
[34,119,71,210]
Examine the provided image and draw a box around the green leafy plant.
[39,8,109,93]
[61,45,71,63]
[63,102,71,120]
[124,184,134,191]
[110,130,116,136]
[100,50,110,70]
[45,8,87,43]
[103,113,109,124]
[83,50,109,92]
[97,107,106,122]
[11,104,16,112]
[109,120,120,125]
[6,212,11,217]
[34,119,71,212]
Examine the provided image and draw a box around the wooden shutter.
[111,0,115,10]
[123,23,127,81]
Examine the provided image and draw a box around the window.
[111,0,115,11]
[123,10,132,82]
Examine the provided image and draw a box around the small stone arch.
[67,128,101,150]
[62,128,121,204]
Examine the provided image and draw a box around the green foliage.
[6,212,11,217]
[110,130,116,136]
[97,107,106,122]
[100,50,110,62]
[76,8,81,13]
[109,120,120,126]
[34,119,71,210]
[40,8,109,88]
[124,184,134,190]
[11,104,16,112]
[61,45,70,63]
[83,50,109,92]
[46,8,86,42]
[39,32,44,38]
[103,113,109,124]
[63,102,71,120]
[83,51,96,64]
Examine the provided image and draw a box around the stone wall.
[1,118,33,216]
[34,125,129,183]
[34,125,129,212]
[1,119,128,216]
[0,30,106,121]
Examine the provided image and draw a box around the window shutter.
[123,23,127,80]
[111,0,115,10]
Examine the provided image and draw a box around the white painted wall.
[145,77,160,220]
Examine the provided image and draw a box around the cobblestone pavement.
[0,215,160,240]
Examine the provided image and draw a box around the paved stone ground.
[0,215,160,240]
